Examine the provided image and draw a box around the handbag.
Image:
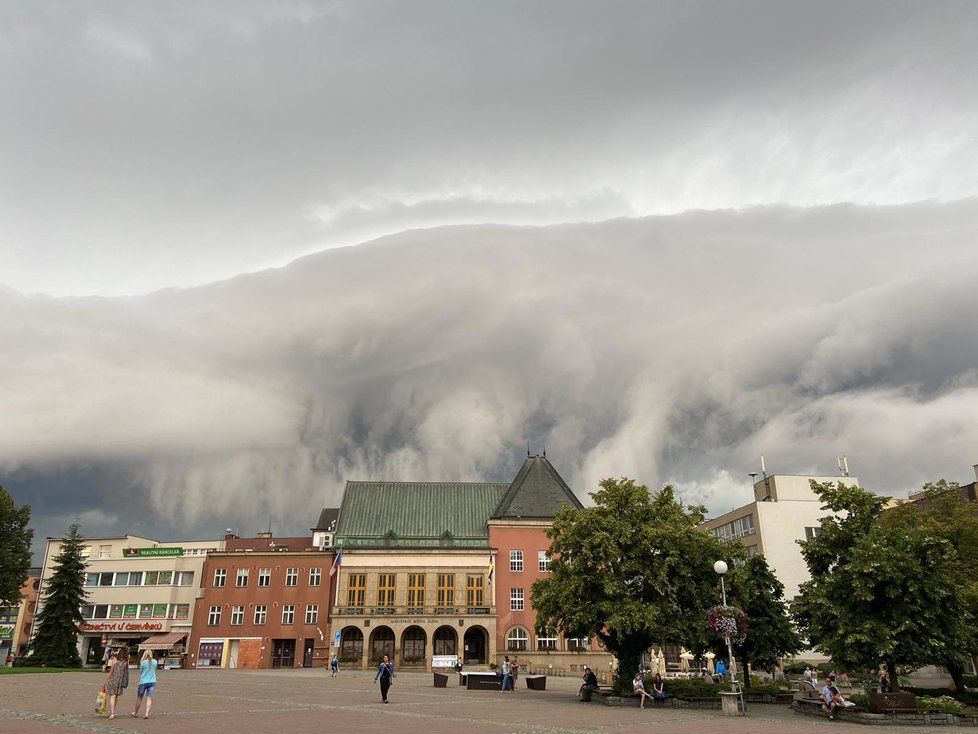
[96,688,107,715]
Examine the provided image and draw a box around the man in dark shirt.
[580,666,599,701]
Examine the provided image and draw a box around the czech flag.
[329,548,343,577]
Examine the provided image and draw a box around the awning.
[138,632,186,651]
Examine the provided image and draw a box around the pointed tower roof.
[491,455,583,519]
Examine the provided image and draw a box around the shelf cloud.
[3,201,978,545]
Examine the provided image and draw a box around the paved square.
[0,669,934,734]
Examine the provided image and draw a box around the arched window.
[402,626,426,664]
[369,626,395,662]
[340,627,363,663]
[506,626,529,651]
[536,629,558,651]
[433,626,457,656]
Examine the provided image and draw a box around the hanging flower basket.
[707,605,748,645]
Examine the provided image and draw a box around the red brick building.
[488,455,610,673]
[188,530,336,669]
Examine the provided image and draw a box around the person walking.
[330,655,339,678]
[632,673,653,709]
[374,654,396,703]
[511,656,520,691]
[131,650,158,719]
[103,649,130,719]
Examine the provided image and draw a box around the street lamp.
[713,560,738,685]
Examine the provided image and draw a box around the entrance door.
[463,626,487,664]
[228,639,240,669]
[85,638,106,666]
[302,638,314,668]
[272,639,296,668]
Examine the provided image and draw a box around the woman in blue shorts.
[132,649,158,719]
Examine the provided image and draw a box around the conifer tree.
[30,523,87,667]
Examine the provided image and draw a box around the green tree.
[717,554,803,682]
[30,524,87,667]
[881,480,978,691]
[531,477,737,688]
[0,485,33,606]
[793,481,965,688]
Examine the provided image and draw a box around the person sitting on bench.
[821,675,840,719]
[579,666,598,702]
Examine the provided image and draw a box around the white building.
[36,534,224,666]
[703,474,858,600]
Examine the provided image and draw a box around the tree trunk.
[946,660,965,692]
[887,660,898,691]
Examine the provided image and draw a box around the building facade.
[37,534,223,666]
[702,474,858,600]
[187,531,335,669]
[1,568,40,661]
[488,455,609,673]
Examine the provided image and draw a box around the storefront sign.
[432,655,459,668]
[0,624,13,640]
[124,547,183,558]
[79,622,164,632]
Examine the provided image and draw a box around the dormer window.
[440,531,454,547]
[383,530,398,548]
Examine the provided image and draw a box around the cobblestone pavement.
[0,669,938,734]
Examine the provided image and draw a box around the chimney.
[973,464,978,483]
[224,528,238,540]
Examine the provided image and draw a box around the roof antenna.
[838,455,850,477]
[542,443,546,458]
[527,442,531,458]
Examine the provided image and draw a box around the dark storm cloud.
[3,201,978,550]
[2,1,977,294]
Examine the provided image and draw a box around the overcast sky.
[2,2,978,552]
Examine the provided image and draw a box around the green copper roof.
[491,455,584,519]
[335,481,508,548]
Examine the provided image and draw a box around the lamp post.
[713,560,738,685]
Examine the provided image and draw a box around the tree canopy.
[793,480,970,686]
[531,477,738,685]
[0,485,32,607]
[716,554,803,677]
[30,523,87,667]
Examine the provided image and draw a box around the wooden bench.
[868,692,917,714]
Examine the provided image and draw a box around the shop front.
[79,620,183,666]
[0,623,13,663]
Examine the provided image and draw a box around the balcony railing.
[335,605,494,616]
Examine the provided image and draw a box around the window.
[407,573,425,608]
[536,629,558,650]
[309,567,322,587]
[177,571,194,586]
[173,604,190,620]
[305,604,319,625]
[113,572,132,586]
[711,513,756,541]
[230,605,244,625]
[466,574,484,607]
[285,568,298,587]
[436,573,454,608]
[377,573,396,607]
[510,588,524,611]
[79,604,94,619]
[804,526,819,541]
[87,572,113,587]
[347,573,366,607]
[506,627,529,651]
[567,638,590,651]
[208,606,221,626]
[745,544,759,557]
[144,570,173,586]
[254,605,267,624]
[85,573,98,587]
[92,604,109,619]
[98,544,111,559]
[236,568,249,587]
[509,549,524,572]
[213,568,227,588]
[538,551,551,573]
[282,604,295,624]
[258,568,271,587]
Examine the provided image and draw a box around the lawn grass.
[0,667,101,675]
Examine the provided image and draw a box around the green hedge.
[917,696,965,715]
[661,678,724,700]
[905,687,978,707]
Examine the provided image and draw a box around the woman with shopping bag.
[103,649,130,719]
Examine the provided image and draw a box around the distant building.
[36,534,223,666]
[187,528,335,669]
[702,474,859,600]
[1,567,40,660]
[886,465,978,511]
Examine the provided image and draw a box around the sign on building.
[124,547,184,558]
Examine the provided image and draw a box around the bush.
[849,693,869,708]
[963,675,978,689]
[905,687,978,707]
[662,678,722,700]
[783,661,809,674]
[917,696,965,715]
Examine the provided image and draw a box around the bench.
[524,674,547,691]
[868,692,917,714]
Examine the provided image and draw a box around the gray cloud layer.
[3,1,978,295]
[3,201,978,547]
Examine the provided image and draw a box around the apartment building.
[187,530,335,669]
[37,534,223,666]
